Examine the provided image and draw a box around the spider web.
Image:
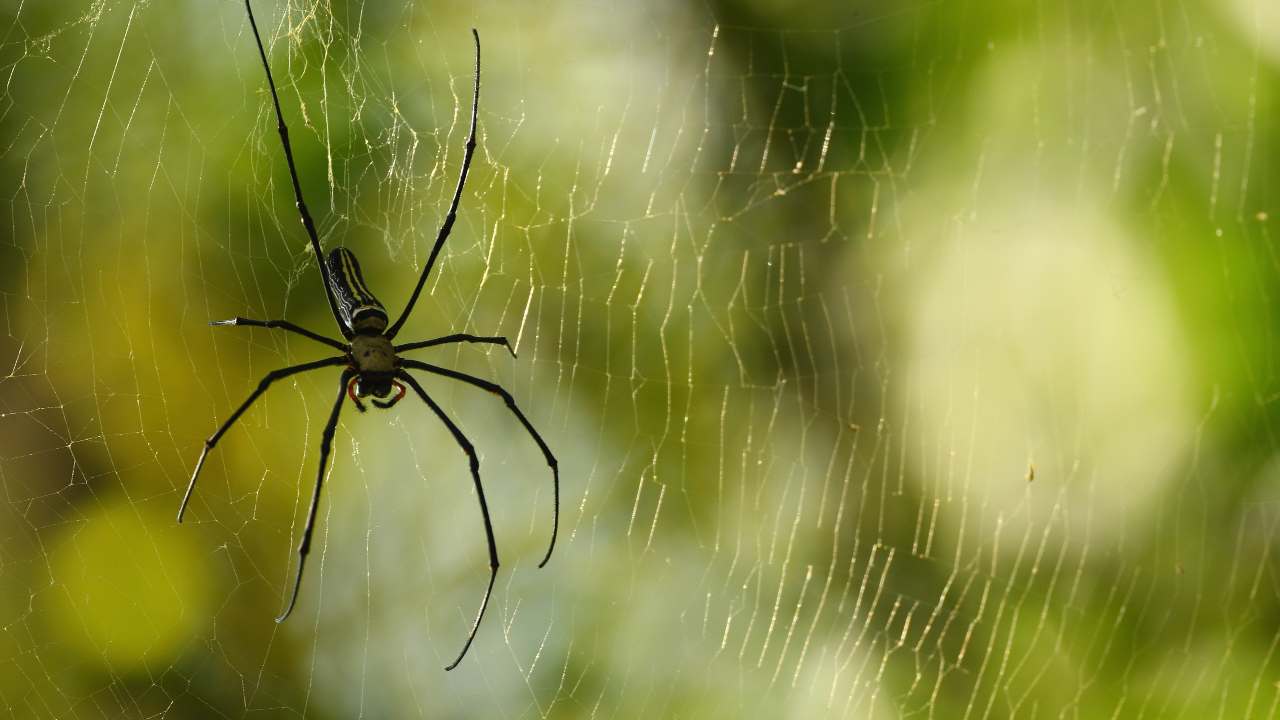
[2,0,1279,717]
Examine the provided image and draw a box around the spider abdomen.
[327,247,388,334]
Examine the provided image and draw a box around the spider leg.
[398,371,498,671]
[386,29,481,340]
[178,356,348,523]
[211,316,348,352]
[276,368,354,623]
[243,0,350,338]
[395,334,515,358]
[399,359,558,568]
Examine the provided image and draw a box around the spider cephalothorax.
[347,333,403,411]
[178,0,558,672]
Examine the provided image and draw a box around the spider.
[177,0,558,671]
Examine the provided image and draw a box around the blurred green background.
[1,0,1278,717]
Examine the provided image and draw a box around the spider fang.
[372,380,407,409]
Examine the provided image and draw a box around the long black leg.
[396,333,514,357]
[398,371,498,671]
[211,316,348,352]
[399,359,558,568]
[386,30,481,340]
[276,368,353,623]
[178,356,347,522]
[244,0,349,338]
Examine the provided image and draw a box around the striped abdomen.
[326,247,388,335]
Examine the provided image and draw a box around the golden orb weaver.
[178,0,558,671]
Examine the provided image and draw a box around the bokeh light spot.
[43,498,211,673]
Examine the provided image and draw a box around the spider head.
[347,374,406,412]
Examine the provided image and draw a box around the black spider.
[178,0,558,671]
